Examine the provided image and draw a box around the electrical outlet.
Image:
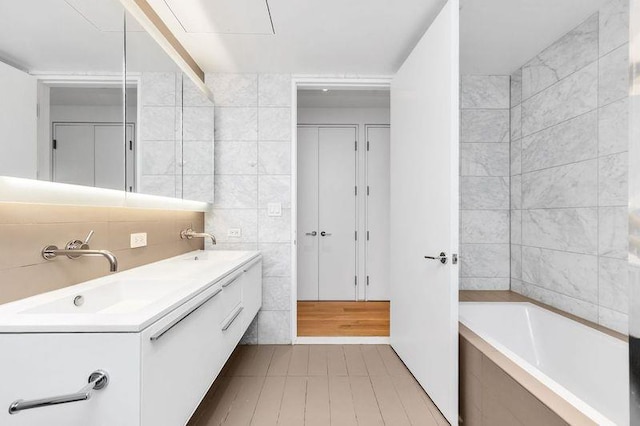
[228,228,242,238]
[267,202,282,217]
[130,232,147,248]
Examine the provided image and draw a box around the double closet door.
[298,126,357,301]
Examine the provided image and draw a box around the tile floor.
[188,344,448,426]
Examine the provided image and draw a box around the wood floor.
[297,301,390,337]
[188,344,447,426]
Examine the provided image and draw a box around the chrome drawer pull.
[150,288,222,341]
[9,370,109,414]
[242,257,262,272]
[221,306,244,331]
[222,272,242,288]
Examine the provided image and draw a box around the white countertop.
[0,250,261,333]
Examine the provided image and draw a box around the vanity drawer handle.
[242,256,262,272]
[221,305,243,331]
[222,272,243,288]
[150,287,222,341]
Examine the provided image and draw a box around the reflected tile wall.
[205,73,293,344]
[511,0,629,334]
[459,75,511,290]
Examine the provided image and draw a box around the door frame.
[290,77,392,343]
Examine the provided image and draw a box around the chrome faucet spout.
[180,228,217,245]
[41,231,119,272]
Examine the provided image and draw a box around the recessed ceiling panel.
[64,0,143,32]
[163,0,274,34]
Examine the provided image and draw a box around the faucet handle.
[84,230,94,245]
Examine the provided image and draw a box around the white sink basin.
[178,250,248,263]
[22,280,181,315]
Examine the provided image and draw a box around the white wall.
[0,61,37,179]
[297,107,390,300]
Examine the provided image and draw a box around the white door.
[53,124,95,186]
[95,125,125,191]
[297,126,320,300]
[365,125,390,301]
[390,0,459,424]
[318,126,357,300]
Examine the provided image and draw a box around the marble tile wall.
[203,73,293,344]
[510,0,629,333]
[459,76,511,290]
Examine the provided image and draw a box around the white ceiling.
[460,0,610,75]
[298,89,390,109]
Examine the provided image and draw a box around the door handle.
[320,231,332,237]
[305,231,317,236]
[424,252,447,264]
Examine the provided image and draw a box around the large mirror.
[0,0,214,203]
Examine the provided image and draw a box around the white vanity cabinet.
[0,252,262,426]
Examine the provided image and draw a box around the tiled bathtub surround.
[459,76,511,290]
[510,0,630,333]
[0,202,204,304]
[204,73,293,344]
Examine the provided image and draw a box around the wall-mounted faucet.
[180,227,216,245]
[41,230,118,272]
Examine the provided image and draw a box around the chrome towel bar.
[9,370,109,414]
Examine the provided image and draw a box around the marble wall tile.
[141,72,176,106]
[262,277,291,310]
[510,138,522,176]
[459,244,510,278]
[460,110,510,142]
[460,144,509,176]
[141,141,175,175]
[183,107,214,141]
[598,206,628,259]
[460,75,510,109]
[459,278,510,291]
[213,175,258,208]
[183,141,214,175]
[258,243,291,277]
[521,15,598,100]
[258,176,291,208]
[511,210,522,244]
[599,152,628,206]
[207,73,258,107]
[598,307,628,334]
[511,69,522,107]
[460,177,509,209]
[214,107,258,141]
[257,310,291,344]
[182,77,213,107]
[520,111,598,173]
[515,282,599,322]
[141,107,176,141]
[209,242,258,251]
[205,209,258,243]
[599,97,629,155]
[599,256,629,313]
[521,247,598,303]
[510,175,522,210]
[598,45,630,107]
[460,210,509,243]
[599,0,630,56]
[511,244,522,280]
[214,142,258,175]
[522,208,598,254]
[258,209,291,243]
[521,62,598,136]
[258,142,291,175]
[182,175,214,203]
[258,74,292,107]
[240,317,258,345]
[139,175,176,198]
[258,108,291,141]
[510,105,522,141]
[521,160,597,209]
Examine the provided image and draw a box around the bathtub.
[459,302,629,425]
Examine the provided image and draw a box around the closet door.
[365,126,390,300]
[95,124,125,191]
[52,124,95,186]
[297,127,320,300]
[318,126,357,300]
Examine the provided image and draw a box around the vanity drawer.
[220,303,245,361]
[140,284,224,426]
[219,269,243,320]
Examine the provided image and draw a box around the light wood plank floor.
[188,344,447,426]
[297,301,390,336]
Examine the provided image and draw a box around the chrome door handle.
[305,231,317,236]
[424,252,447,264]
[320,231,332,237]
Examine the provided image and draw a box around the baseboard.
[295,336,390,345]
